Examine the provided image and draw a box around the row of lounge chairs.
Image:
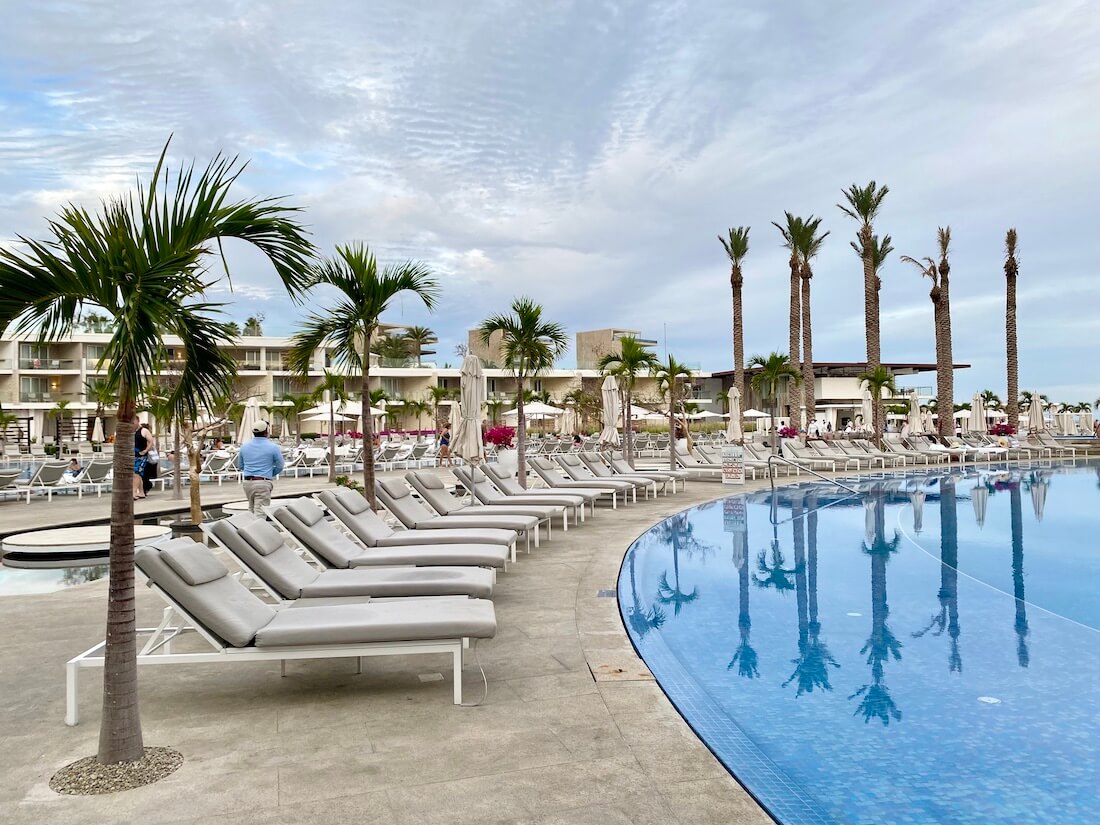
[63,453,690,724]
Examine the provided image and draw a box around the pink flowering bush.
[484,426,516,448]
[778,425,799,439]
[990,423,1016,436]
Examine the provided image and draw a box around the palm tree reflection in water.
[654,511,713,616]
[913,477,962,673]
[729,528,759,678]
[850,489,903,725]
[625,546,666,639]
[1010,480,1029,668]
[784,493,839,694]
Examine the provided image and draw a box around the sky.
[1,0,1098,402]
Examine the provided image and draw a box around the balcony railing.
[0,358,11,370]
[84,357,111,370]
[19,391,66,403]
[19,358,75,370]
[236,360,263,371]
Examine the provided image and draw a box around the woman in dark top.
[133,414,151,500]
[439,426,451,467]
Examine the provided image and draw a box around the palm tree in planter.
[652,354,695,470]
[0,141,313,766]
[279,392,315,446]
[598,335,659,467]
[719,227,751,422]
[288,244,438,508]
[748,352,801,454]
[1004,229,1020,425]
[402,325,436,367]
[858,366,897,448]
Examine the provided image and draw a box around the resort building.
[573,328,659,370]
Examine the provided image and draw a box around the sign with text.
[722,445,745,485]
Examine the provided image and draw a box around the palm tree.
[653,513,710,616]
[428,385,453,435]
[48,398,72,445]
[289,244,438,506]
[652,354,695,470]
[0,141,312,765]
[308,371,348,483]
[485,396,505,426]
[403,398,430,439]
[839,182,891,438]
[372,333,412,366]
[402,325,436,367]
[626,547,666,639]
[0,406,18,452]
[85,378,115,440]
[1004,229,1020,425]
[242,314,264,336]
[598,335,659,466]
[1010,480,1029,668]
[784,494,839,695]
[279,392,314,446]
[902,235,956,440]
[857,366,897,448]
[796,217,828,428]
[728,529,759,678]
[719,227,750,426]
[747,352,801,454]
[478,297,568,487]
[913,477,962,673]
[979,389,1002,410]
[773,213,804,420]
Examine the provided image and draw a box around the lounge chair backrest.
[457,467,504,502]
[375,477,434,526]
[316,487,397,547]
[607,454,634,474]
[82,459,114,483]
[406,472,460,514]
[0,468,21,489]
[578,453,613,477]
[31,461,70,486]
[209,514,320,599]
[484,463,525,495]
[695,445,721,464]
[272,499,368,568]
[136,538,275,647]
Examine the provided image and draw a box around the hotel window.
[382,377,402,398]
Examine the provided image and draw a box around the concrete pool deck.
[0,471,780,825]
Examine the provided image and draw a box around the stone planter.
[494,448,518,477]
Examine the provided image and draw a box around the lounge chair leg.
[65,660,79,726]
[562,512,568,532]
[534,526,540,549]
[281,660,287,677]
[453,647,463,704]
[356,658,363,675]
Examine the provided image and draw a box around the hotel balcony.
[19,358,76,370]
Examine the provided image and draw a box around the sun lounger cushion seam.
[239,520,287,556]
[162,541,229,585]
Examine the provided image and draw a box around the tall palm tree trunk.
[1009,483,1028,667]
[624,386,633,466]
[172,418,182,500]
[860,226,883,441]
[732,270,745,416]
[1005,230,1019,425]
[362,343,377,509]
[788,253,801,420]
[930,283,948,439]
[100,389,144,764]
[668,379,677,471]
[939,252,955,438]
[800,268,815,431]
[516,378,528,487]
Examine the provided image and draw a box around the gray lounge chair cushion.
[272,504,366,569]
[415,473,446,490]
[377,477,411,499]
[288,498,326,525]
[376,527,516,548]
[318,489,395,545]
[238,519,286,556]
[344,542,509,569]
[300,567,494,599]
[162,541,229,586]
[137,540,276,647]
[254,598,497,647]
[332,488,370,515]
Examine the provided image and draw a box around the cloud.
[0,0,1097,400]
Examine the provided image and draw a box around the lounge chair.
[836,440,903,468]
[523,458,623,509]
[77,458,114,496]
[404,472,548,545]
[204,512,496,600]
[671,449,723,480]
[906,436,968,464]
[554,454,642,501]
[480,462,600,518]
[65,538,496,723]
[809,439,878,470]
[0,468,23,501]
[1033,432,1076,458]
[317,487,518,554]
[780,439,837,472]
[580,448,664,495]
[694,444,770,480]
[199,452,240,485]
[14,461,81,502]
[454,466,580,527]
[374,477,537,553]
[879,437,938,465]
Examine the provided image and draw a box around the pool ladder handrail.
[767,453,862,495]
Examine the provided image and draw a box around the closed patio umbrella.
[907,390,922,434]
[1030,475,1048,521]
[91,416,105,444]
[1080,410,1094,435]
[955,408,970,434]
[560,402,579,435]
[1026,391,1045,432]
[236,397,265,445]
[971,483,988,528]
[451,353,485,469]
[971,394,988,434]
[860,389,873,432]
[725,386,742,442]
[910,489,926,534]
[920,410,934,434]
[598,375,621,448]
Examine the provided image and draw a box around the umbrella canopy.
[301,400,385,418]
[971,394,988,433]
[1030,477,1048,521]
[687,410,723,420]
[91,416,105,443]
[920,410,934,433]
[860,389,873,430]
[864,499,877,545]
[1026,391,1045,432]
[971,483,989,528]
[742,408,769,418]
[236,397,265,445]
[300,412,354,424]
[503,401,565,418]
[907,390,922,434]
[560,404,579,435]
[725,386,743,442]
[451,353,485,464]
[598,375,621,447]
[910,489,926,534]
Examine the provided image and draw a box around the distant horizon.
[1,1,1097,403]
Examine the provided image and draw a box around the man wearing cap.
[239,420,285,514]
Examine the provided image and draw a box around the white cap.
[252,420,270,434]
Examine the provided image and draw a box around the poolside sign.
[721,445,745,485]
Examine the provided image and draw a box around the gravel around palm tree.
[0,140,314,765]
[288,243,438,507]
[478,298,568,487]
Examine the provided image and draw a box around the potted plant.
[485,425,518,476]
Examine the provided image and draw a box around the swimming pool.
[619,463,1100,825]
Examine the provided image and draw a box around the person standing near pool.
[133,414,153,501]
[239,420,284,514]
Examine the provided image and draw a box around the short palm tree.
[858,366,897,447]
[598,335,659,466]
[796,217,829,427]
[309,371,348,483]
[979,389,1002,410]
[428,385,453,434]
[719,227,750,421]
[403,398,430,439]
[1004,229,1020,424]
[402,325,436,367]
[748,352,801,454]
[371,333,412,366]
[242,314,264,336]
[773,213,805,419]
[478,298,568,486]
[279,392,315,446]
[85,377,116,439]
[652,354,694,470]
[47,398,72,444]
[0,406,18,451]
[0,142,313,765]
[288,244,438,506]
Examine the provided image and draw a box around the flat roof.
[710,361,971,378]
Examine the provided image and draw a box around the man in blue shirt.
[239,420,285,514]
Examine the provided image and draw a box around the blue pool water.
[619,463,1100,825]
